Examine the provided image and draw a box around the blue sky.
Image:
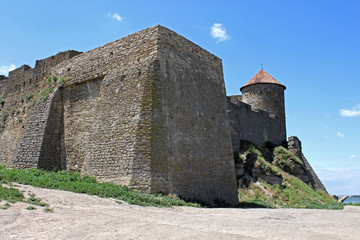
[1,0,359,195]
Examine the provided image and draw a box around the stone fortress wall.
[0,25,326,205]
[0,51,81,169]
[0,25,239,205]
[227,96,286,153]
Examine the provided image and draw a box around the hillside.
[235,142,342,209]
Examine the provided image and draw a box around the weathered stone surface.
[12,87,62,170]
[227,98,285,152]
[0,51,80,167]
[150,27,239,204]
[288,136,328,192]
[0,24,327,206]
[2,25,239,206]
[227,73,286,151]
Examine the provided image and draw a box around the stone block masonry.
[4,25,239,206]
[150,27,239,204]
[12,87,62,170]
[227,98,285,153]
[0,51,81,168]
[1,24,327,205]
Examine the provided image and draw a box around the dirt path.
[1,184,359,240]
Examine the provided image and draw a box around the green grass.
[0,183,55,212]
[238,176,343,209]
[25,193,48,207]
[344,202,360,206]
[0,165,200,208]
[59,77,66,83]
[0,202,11,210]
[243,144,281,176]
[238,143,343,209]
[0,97,5,106]
[273,146,304,173]
[0,184,24,203]
[26,206,37,210]
[44,206,54,212]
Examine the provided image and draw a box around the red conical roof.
[240,69,286,91]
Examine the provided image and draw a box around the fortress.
[0,25,326,205]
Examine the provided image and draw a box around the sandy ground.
[1,184,359,240]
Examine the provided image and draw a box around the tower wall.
[241,83,285,120]
[240,83,286,145]
[227,98,286,152]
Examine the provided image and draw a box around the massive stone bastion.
[0,25,239,206]
[0,25,327,206]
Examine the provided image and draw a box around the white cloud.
[210,23,230,42]
[349,155,357,159]
[336,132,344,138]
[340,104,360,117]
[109,12,122,22]
[316,167,360,195]
[0,64,16,76]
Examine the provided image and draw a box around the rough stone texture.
[51,26,160,192]
[150,27,239,204]
[12,88,62,170]
[288,136,328,192]
[0,24,327,205]
[0,51,80,167]
[227,98,285,152]
[241,83,286,120]
[230,83,287,150]
[2,25,238,205]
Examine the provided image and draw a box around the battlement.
[34,50,82,74]
[228,96,280,119]
[8,64,32,78]
[8,50,82,80]
[0,50,82,98]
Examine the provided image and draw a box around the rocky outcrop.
[288,136,327,193]
[235,138,327,194]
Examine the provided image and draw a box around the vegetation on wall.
[0,75,60,134]
[0,96,5,106]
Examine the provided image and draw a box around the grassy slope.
[0,147,344,209]
[0,165,200,208]
[238,144,343,209]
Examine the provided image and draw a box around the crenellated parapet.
[0,50,82,169]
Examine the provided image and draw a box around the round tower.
[240,69,286,120]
